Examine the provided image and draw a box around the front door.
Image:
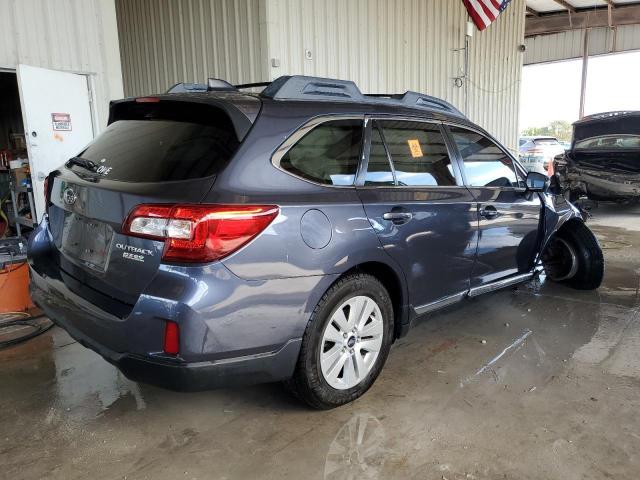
[356,119,478,313]
[446,125,542,287]
[17,64,94,222]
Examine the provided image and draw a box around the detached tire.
[544,221,604,290]
[286,273,394,409]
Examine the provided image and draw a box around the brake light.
[163,321,180,355]
[135,96,161,103]
[123,204,279,263]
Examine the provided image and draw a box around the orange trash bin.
[0,262,34,313]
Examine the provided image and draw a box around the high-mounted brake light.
[135,96,161,103]
[123,204,279,263]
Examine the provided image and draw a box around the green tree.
[521,120,572,142]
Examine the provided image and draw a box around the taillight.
[163,321,180,355]
[123,204,279,263]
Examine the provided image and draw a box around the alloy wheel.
[320,295,384,390]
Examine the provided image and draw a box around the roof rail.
[261,76,364,101]
[261,75,464,116]
[167,78,238,93]
[166,82,209,93]
[399,92,463,116]
[167,75,464,116]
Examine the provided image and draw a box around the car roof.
[167,75,467,121]
[113,75,490,140]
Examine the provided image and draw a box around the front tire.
[543,221,604,290]
[286,273,394,409]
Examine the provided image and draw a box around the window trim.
[271,114,365,188]
[442,122,526,191]
[356,115,465,189]
[362,122,398,186]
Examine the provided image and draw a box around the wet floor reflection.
[50,328,146,420]
[324,413,386,480]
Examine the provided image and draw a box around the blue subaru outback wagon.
[28,76,603,408]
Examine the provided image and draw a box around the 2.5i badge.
[115,243,153,263]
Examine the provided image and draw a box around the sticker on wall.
[51,113,72,131]
[407,139,423,158]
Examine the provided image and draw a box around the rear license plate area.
[60,213,114,272]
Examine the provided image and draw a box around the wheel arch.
[340,261,410,340]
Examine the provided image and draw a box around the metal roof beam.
[552,0,577,12]
[525,3,640,36]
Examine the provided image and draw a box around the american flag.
[463,0,513,31]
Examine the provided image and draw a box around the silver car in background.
[519,136,566,175]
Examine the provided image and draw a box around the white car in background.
[519,136,566,175]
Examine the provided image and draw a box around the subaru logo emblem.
[63,187,77,206]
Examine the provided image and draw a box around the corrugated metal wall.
[524,24,640,65]
[0,0,124,130]
[263,0,525,149]
[465,1,525,151]
[116,0,264,96]
[116,0,525,149]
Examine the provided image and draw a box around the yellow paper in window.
[407,139,423,158]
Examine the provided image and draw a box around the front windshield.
[574,134,640,150]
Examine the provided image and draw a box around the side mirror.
[525,171,549,193]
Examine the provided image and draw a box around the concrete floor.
[2,204,640,480]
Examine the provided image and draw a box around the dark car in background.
[28,76,604,409]
[555,111,640,203]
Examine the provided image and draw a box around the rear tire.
[543,221,604,290]
[285,273,394,409]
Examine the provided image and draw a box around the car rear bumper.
[29,264,304,391]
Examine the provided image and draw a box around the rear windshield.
[73,117,239,182]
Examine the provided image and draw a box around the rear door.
[356,118,478,313]
[445,124,542,287]
[17,64,95,222]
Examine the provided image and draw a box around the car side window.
[376,120,457,187]
[279,119,362,186]
[364,126,395,186]
[449,126,519,188]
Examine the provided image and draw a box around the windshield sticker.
[408,139,423,158]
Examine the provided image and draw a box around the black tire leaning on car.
[556,221,604,290]
[285,273,394,409]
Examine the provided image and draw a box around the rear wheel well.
[340,262,405,340]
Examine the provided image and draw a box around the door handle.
[383,211,412,224]
[480,205,499,220]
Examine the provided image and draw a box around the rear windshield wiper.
[66,156,97,172]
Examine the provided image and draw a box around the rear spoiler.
[107,94,260,141]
